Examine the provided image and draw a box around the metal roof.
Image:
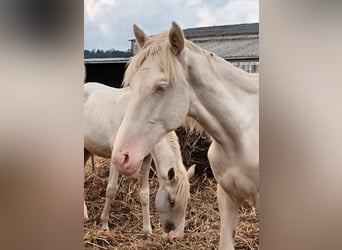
[195,37,259,60]
[129,22,259,41]
[128,23,259,60]
[183,23,259,39]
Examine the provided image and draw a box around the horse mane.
[124,28,258,95]
[173,173,190,209]
[123,31,217,89]
[123,32,181,88]
[183,116,205,135]
[165,132,191,206]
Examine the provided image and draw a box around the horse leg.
[217,184,239,250]
[90,153,96,175]
[84,148,91,164]
[84,201,89,221]
[139,154,152,234]
[84,149,91,220]
[100,161,119,231]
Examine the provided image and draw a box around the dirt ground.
[84,156,259,250]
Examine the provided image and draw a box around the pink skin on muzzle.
[162,229,184,241]
[112,137,148,178]
[112,149,144,178]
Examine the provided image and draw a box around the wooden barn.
[84,22,259,87]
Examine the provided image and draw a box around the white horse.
[84,82,195,239]
[112,22,259,250]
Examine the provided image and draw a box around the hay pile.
[175,128,213,177]
[84,154,259,249]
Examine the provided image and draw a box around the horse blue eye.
[156,84,168,92]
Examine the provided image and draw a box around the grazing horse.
[84,82,195,239]
[112,22,259,250]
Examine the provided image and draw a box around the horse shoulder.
[208,140,258,201]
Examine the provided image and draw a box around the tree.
[84,49,131,58]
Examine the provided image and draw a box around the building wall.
[231,61,259,73]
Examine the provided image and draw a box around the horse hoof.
[101,224,109,231]
[143,227,152,235]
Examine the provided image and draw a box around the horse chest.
[208,141,258,200]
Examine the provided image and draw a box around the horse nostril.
[123,153,129,165]
[164,222,175,233]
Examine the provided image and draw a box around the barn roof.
[196,37,259,60]
[129,23,259,41]
[183,23,259,60]
[129,22,259,60]
[183,22,259,39]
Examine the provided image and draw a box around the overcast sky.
[84,0,259,51]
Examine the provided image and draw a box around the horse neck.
[184,50,259,150]
[151,132,186,181]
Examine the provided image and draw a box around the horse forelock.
[123,31,210,89]
[123,26,230,91]
[165,132,190,207]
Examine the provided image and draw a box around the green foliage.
[84,49,131,58]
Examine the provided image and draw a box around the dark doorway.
[85,62,126,88]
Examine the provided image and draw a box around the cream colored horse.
[84,82,195,239]
[112,22,259,250]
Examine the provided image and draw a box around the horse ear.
[169,21,185,56]
[133,24,150,48]
[187,164,196,179]
[167,167,176,181]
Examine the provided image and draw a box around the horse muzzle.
[112,150,143,178]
